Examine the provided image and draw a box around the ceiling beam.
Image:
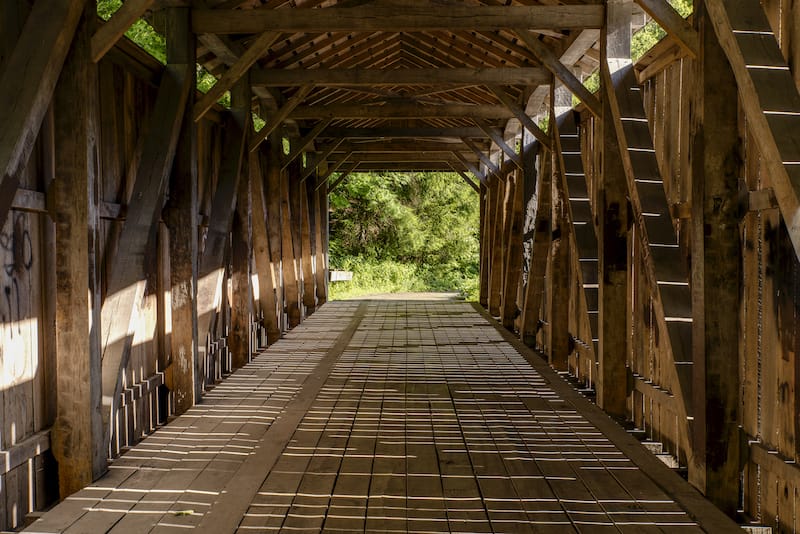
[320,126,495,138]
[250,67,550,87]
[290,102,514,119]
[192,5,605,34]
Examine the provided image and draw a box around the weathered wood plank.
[0,0,89,227]
[283,141,303,328]
[192,5,605,34]
[264,134,285,335]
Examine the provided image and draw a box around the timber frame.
[1,0,800,530]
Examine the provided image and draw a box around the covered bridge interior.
[1,0,799,531]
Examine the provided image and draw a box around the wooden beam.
[501,169,525,330]
[194,31,280,121]
[489,86,552,150]
[688,2,741,514]
[515,30,602,117]
[635,0,698,58]
[50,6,104,494]
[251,67,550,86]
[316,152,354,189]
[704,0,800,262]
[597,0,632,420]
[163,7,198,416]
[192,5,605,34]
[282,119,332,171]
[197,104,251,369]
[99,43,195,449]
[452,151,488,185]
[451,166,480,193]
[290,102,514,120]
[249,84,314,152]
[264,134,285,335]
[303,139,345,183]
[283,141,303,328]
[0,0,88,228]
[520,142,551,347]
[301,171,317,313]
[91,0,155,62]
[320,126,492,139]
[462,138,499,174]
[250,151,281,345]
[474,119,522,169]
[314,168,329,305]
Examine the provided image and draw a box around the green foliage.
[97,0,166,64]
[329,172,479,300]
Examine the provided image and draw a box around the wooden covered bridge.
[1,0,799,531]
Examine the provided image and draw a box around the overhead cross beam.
[290,102,514,120]
[282,119,332,171]
[250,67,550,87]
[192,5,605,34]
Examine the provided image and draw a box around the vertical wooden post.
[689,1,742,512]
[163,7,198,416]
[50,4,104,494]
[301,164,317,314]
[250,151,281,345]
[520,142,551,347]
[550,82,576,371]
[229,80,253,369]
[287,138,305,323]
[502,169,524,330]
[488,181,505,316]
[315,163,329,305]
[265,134,285,331]
[280,136,302,327]
[479,182,489,307]
[597,0,632,419]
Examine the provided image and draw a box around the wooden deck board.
[26,299,734,533]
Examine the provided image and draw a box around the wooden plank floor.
[25,299,737,533]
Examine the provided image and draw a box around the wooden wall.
[479,9,800,529]
[0,19,328,532]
